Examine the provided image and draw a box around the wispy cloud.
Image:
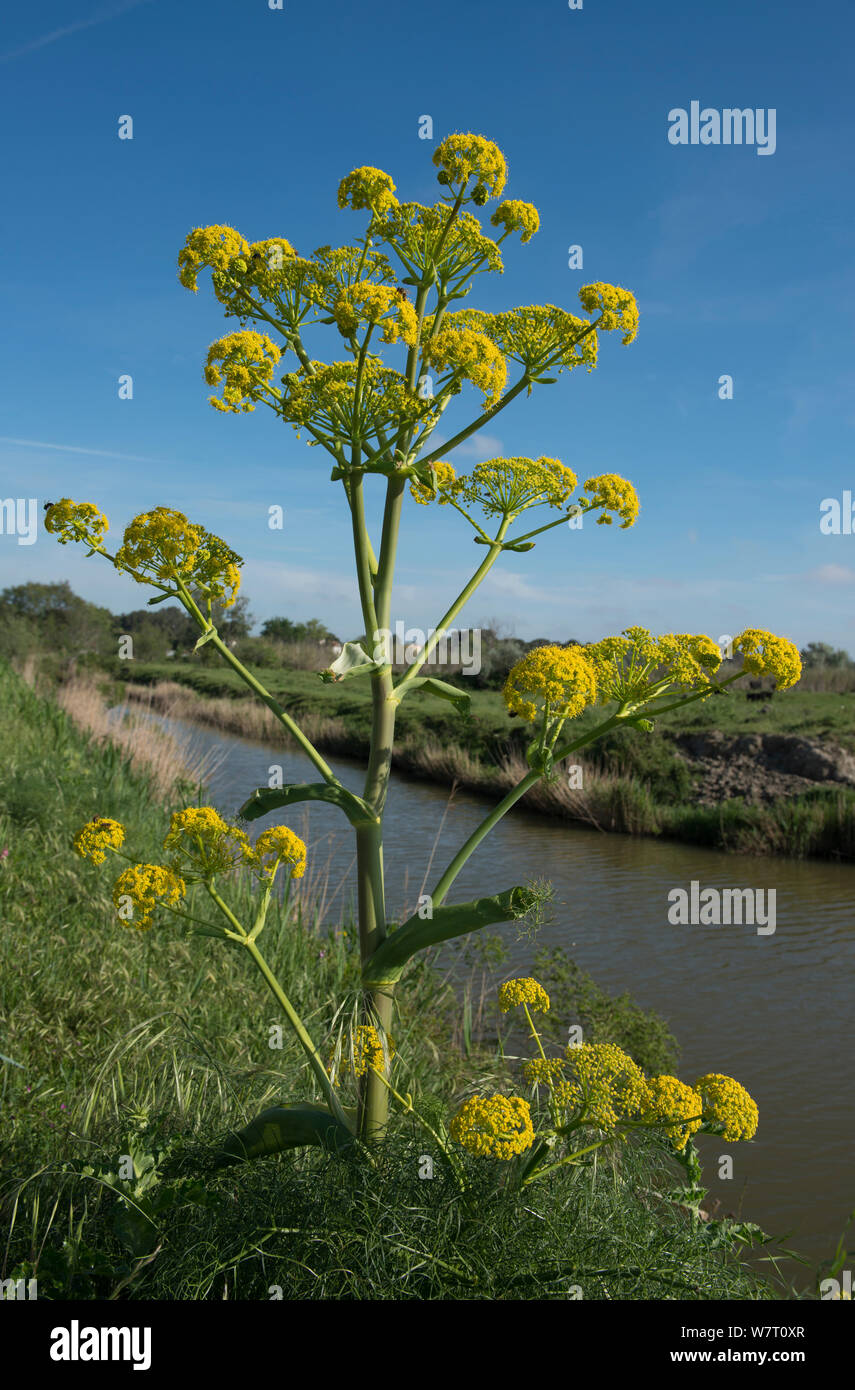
[0,0,151,65]
[804,563,855,586]
[0,436,171,466]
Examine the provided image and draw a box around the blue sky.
[1,0,853,648]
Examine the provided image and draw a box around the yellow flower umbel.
[205,330,282,414]
[350,1024,395,1078]
[450,1095,534,1159]
[733,630,802,691]
[578,283,639,345]
[44,500,109,551]
[433,133,508,202]
[580,474,640,528]
[694,1073,759,1141]
[163,807,251,879]
[498,977,550,1013]
[557,1042,650,1129]
[452,456,577,521]
[332,281,419,347]
[73,817,125,864]
[490,200,540,243]
[113,864,185,931]
[503,645,598,723]
[421,324,507,407]
[522,1057,566,1085]
[115,509,242,607]
[643,1075,704,1151]
[489,305,599,377]
[586,628,723,708]
[178,225,251,293]
[337,166,398,217]
[251,825,307,880]
[409,460,457,506]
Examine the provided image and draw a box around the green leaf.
[147,592,176,606]
[213,1103,357,1168]
[193,625,216,651]
[396,676,471,716]
[238,782,378,828]
[364,886,541,985]
[319,640,382,683]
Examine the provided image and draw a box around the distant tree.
[0,582,114,659]
[800,641,852,669]
[261,615,337,644]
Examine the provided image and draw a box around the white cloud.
[804,563,855,586]
[0,436,172,466]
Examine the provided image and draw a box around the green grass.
[0,662,801,1300]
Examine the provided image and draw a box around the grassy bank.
[120,665,855,862]
[0,662,792,1300]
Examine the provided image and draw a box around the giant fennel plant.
[48,133,800,1179]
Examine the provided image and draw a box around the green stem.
[243,935,350,1129]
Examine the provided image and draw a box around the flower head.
[433,133,508,200]
[490,200,540,243]
[522,1057,566,1085]
[421,324,507,407]
[113,864,185,930]
[642,1075,703,1151]
[205,330,282,414]
[178,225,250,293]
[350,1024,395,1078]
[450,1094,534,1159]
[44,499,109,550]
[452,456,577,520]
[733,630,802,691]
[498,977,550,1013]
[503,645,598,723]
[114,509,242,606]
[409,460,457,506]
[337,167,398,217]
[73,817,125,864]
[163,807,251,877]
[586,627,723,706]
[250,825,307,880]
[694,1073,759,1140]
[581,474,640,528]
[488,305,599,375]
[578,282,639,345]
[557,1042,650,1129]
[332,281,418,346]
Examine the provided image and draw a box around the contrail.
[0,0,152,65]
[0,436,172,466]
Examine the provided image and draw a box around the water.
[158,711,854,1273]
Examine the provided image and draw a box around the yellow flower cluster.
[178,225,250,293]
[433,133,508,200]
[204,330,282,414]
[733,630,802,691]
[350,1024,395,1078]
[578,283,639,345]
[409,460,457,506]
[112,864,185,931]
[337,166,398,216]
[44,499,109,550]
[488,305,599,375]
[378,204,504,279]
[239,238,298,297]
[498,977,551,1013]
[557,1042,649,1129]
[586,628,723,703]
[252,825,307,880]
[332,281,419,346]
[73,817,125,864]
[450,456,577,519]
[522,1057,566,1085]
[490,200,540,243]
[581,473,640,528]
[694,1073,759,1141]
[503,645,598,722]
[281,358,427,441]
[421,324,507,407]
[642,1075,704,1151]
[449,1095,534,1159]
[114,508,242,606]
[163,806,251,877]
